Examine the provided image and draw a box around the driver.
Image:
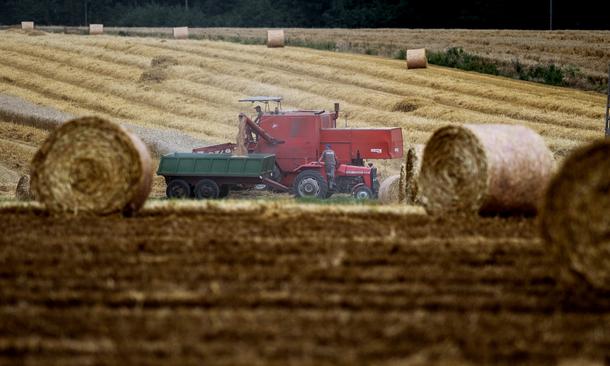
[320,144,339,190]
[253,105,263,125]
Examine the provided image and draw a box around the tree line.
[1,0,608,29]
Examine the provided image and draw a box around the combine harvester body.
[181,97,403,199]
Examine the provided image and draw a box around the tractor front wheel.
[293,170,328,199]
[166,179,191,199]
[194,179,220,199]
[352,184,373,200]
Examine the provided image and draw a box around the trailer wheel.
[194,179,220,199]
[294,170,328,199]
[352,184,373,200]
[218,185,230,198]
[166,179,191,199]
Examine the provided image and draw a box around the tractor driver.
[320,144,339,190]
[253,105,263,125]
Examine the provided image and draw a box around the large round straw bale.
[540,140,610,290]
[267,30,285,48]
[15,175,34,201]
[21,21,34,30]
[418,124,554,216]
[406,48,428,69]
[30,117,153,215]
[89,24,103,35]
[378,175,401,204]
[173,27,189,39]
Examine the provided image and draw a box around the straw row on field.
[0,32,605,155]
[0,50,234,141]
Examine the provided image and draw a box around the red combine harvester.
[193,96,403,199]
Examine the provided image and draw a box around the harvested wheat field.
[43,27,609,90]
[0,31,606,162]
[1,201,610,365]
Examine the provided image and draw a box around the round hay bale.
[21,21,34,30]
[540,140,610,290]
[89,24,103,35]
[418,124,554,216]
[173,27,189,39]
[15,174,34,201]
[406,48,427,69]
[378,175,401,204]
[267,30,285,48]
[30,117,153,215]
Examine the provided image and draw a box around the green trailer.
[157,153,287,199]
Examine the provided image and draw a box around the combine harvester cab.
[192,97,403,199]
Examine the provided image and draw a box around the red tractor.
[193,97,403,199]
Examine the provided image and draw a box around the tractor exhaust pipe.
[334,103,340,121]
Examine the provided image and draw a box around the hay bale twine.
[418,124,554,216]
[406,48,427,69]
[30,117,153,215]
[15,175,34,201]
[173,27,189,39]
[89,24,103,35]
[267,30,285,48]
[21,21,34,30]
[378,175,401,204]
[540,140,610,290]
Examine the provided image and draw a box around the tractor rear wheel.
[194,179,220,199]
[293,170,328,199]
[352,184,373,200]
[166,179,191,199]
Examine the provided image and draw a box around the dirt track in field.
[1,202,609,365]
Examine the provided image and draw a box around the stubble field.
[1,201,610,365]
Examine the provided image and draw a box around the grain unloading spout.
[239,113,284,145]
